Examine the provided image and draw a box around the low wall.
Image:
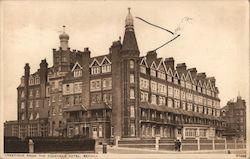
[117,138,246,151]
[4,136,96,153]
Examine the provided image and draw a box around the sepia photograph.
[0,0,249,159]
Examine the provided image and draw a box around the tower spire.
[122,8,139,52]
[125,7,134,31]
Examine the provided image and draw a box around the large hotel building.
[4,9,225,142]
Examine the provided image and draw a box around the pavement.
[95,145,246,158]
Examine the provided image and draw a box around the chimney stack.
[165,57,175,71]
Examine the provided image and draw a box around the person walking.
[177,139,182,151]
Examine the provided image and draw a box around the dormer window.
[167,75,172,82]
[29,77,34,85]
[150,69,156,77]
[91,66,100,75]
[74,69,82,77]
[102,64,111,73]
[158,71,166,80]
[140,66,146,74]
[35,77,40,84]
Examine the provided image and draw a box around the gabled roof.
[140,57,149,68]
[100,56,112,65]
[89,54,111,66]
[89,58,101,67]
[156,58,167,73]
[167,68,174,76]
[150,61,157,69]
[174,70,180,79]
[71,61,82,72]
[185,71,193,83]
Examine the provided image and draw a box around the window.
[36,113,39,119]
[130,106,135,118]
[174,78,178,85]
[174,100,180,108]
[99,125,103,137]
[66,84,70,92]
[21,113,25,120]
[199,129,207,137]
[140,78,149,90]
[52,95,56,102]
[151,95,157,104]
[91,66,100,75]
[130,60,134,69]
[29,89,33,97]
[130,74,135,83]
[90,79,101,91]
[102,78,112,90]
[168,98,173,107]
[130,88,135,99]
[29,77,34,85]
[103,93,107,103]
[74,82,82,93]
[74,69,82,77]
[29,113,33,120]
[131,123,135,136]
[151,81,157,93]
[187,103,192,111]
[35,77,40,84]
[150,69,156,77]
[102,64,111,73]
[29,101,33,108]
[158,83,167,94]
[185,128,197,137]
[21,91,25,98]
[140,91,148,102]
[158,96,166,105]
[174,88,180,99]
[36,90,40,97]
[168,86,173,97]
[62,56,67,62]
[35,100,39,107]
[58,94,62,101]
[167,75,172,82]
[140,66,146,74]
[158,72,166,80]
[21,102,25,109]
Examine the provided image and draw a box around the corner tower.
[120,8,140,138]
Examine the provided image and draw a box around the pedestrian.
[174,139,178,151]
[177,139,181,151]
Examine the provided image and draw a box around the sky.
[1,0,249,121]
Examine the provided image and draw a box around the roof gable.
[100,56,112,65]
[140,57,149,68]
[71,61,82,72]
[90,58,101,67]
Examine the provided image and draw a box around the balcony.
[66,117,110,123]
[140,116,180,125]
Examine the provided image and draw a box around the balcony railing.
[66,117,111,123]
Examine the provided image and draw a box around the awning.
[88,102,112,110]
[63,105,87,112]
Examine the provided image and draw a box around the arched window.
[130,60,135,69]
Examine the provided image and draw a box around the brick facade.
[4,9,225,142]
